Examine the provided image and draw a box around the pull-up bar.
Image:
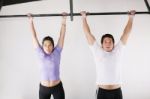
[0,11,149,18]
[0,0,150,21]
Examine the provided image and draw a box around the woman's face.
[102,37,114,52]
[42,40,53,54]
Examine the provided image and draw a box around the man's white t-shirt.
[89,41,125,85]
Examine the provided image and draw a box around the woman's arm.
[27,14,40,48]
[57,12,67,48]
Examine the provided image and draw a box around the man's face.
[102,37,114,52]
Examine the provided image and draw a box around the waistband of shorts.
[98,87,121,92]
[40,81,62,89]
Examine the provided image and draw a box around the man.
[80,10,135,99]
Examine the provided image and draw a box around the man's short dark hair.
[101,34,115,44]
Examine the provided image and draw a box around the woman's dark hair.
[42,36,54,47]
[101,34,115,44]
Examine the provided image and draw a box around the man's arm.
[120,10,136,45]
[80,11,96,45]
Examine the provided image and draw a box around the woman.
[28,12,67,99]
[80,10,135,99]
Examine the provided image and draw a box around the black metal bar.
[0,13,69,18]
[69,0,73,21]
[72,11,150,16]
[0,0,3,10]
[0,11,150,18]
[2,0,42,6]
[144,0,150,12]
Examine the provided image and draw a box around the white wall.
[0,0,150,99]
